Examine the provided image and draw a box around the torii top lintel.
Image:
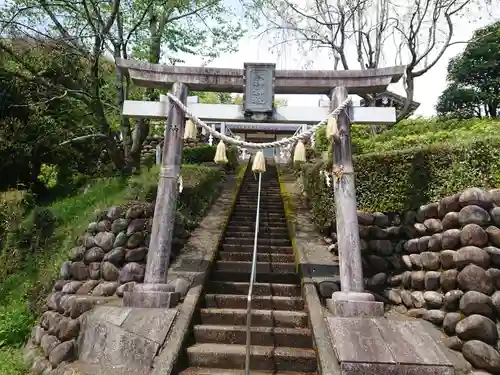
[116,58,405,95]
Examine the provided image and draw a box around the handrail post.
[245,171,262,375]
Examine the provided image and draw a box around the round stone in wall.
[107,206,123,221]
[459,188,493,209]
[454,246,490,270]
[442,312,462,335]
[440,250,456,270]
[423,291,443,309]
[459,205,491,226]
[442,212,460,230]
[440,269,458,292]
[84,247,105,263]
[438,193,461,218]
[111,218,129,234]
[417,203,439,222]
[457,264,494,295]
[94,232,115,252]
[424,271,441,290]
[428,233,442,252]
[462,340,500,374]
[490,207,500,226]
[484,246,500,268]
[456,314,498,345]
[423,218,443,234]
[423,309,445,326]
[459,291,493,317]
[486,226,500,247]
[444,290,464,311]
[460,224,488,247]
[486,268,500,289]
[420,252,440,270]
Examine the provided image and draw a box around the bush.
[353,117,500,155]
[183,145,217,164]
[300,138,500,231]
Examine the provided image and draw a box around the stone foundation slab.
[78,306,177,372]
[326,317,454,375]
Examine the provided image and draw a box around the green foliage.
[314,126,329,152]
[0,207,57,276]
[0,347,27,375]
[437,21,500,118]
[353,117,500,155]
[300,138,500,232]
[436,84,481,119]
[0,163,224,363]
[183,145,217,164]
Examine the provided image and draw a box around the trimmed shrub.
[301,138,500,231]
[183,145,217,164]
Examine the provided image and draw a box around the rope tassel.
[183,119,197,140]
[252,151,266,173]
[214,140,228,164]
[326,116,337,139]
[293,140,306,163]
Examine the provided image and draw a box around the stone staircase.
[180,164,317,375]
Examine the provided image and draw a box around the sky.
[182,5,499,117]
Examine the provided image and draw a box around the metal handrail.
[245,171,262,375]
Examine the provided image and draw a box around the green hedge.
[183,145,217,163]
[143,144,239,171]
[352,117,500,155]
[301,138,500,231]
[314,117,500,156]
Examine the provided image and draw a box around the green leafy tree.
[437,21,500,118]
[0,40,105,192]
[436,84,482,119]
[0,0,248,173]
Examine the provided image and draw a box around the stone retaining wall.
[328,187,500,374]
[25,203,157,372]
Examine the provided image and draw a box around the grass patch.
[0,164,225,374]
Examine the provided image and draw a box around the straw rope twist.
[166,93,351,149]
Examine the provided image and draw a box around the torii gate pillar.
[327,87,384,317]
[123,82,189,308]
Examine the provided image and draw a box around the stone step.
[193,325,313,348]
[226,224,290,236]
[200,308,309,328]
[235,204,285,211]
[204,294,304,310]
[227,219,288,226]
[180,367,315,375]
[186,343,317,372]
[207,281,301,296]
[218,252,295,263]
[224,237,291,246]
[220,244,294,254]
[225,225,289,233]
[216,261,296,273]
[229,214,285,219]
[223,231,289,240]
[211,270,299,284]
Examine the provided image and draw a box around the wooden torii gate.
[116,58,404,317]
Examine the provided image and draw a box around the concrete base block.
[123,291,180,308]
[327,291,384,317]
[78,306,177,372]
[326,317,454,375]
[327,299,384,317]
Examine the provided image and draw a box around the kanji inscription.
[244,63,275,113]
